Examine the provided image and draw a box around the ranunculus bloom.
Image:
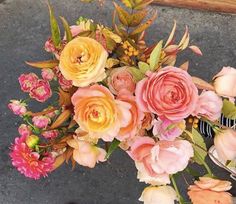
[59,37,108,87]
[41,68,55,81]
[107,67,136,95]
[29,80,52,102]
[188,177,233,204]
[139,186,177,204]
[18,124,31,137]
[67,137,106,168]
[152,118,185,141]
[214,128,236,162]
[18,73,38,92]
[42,130,59,139]
[116,91,144,141]
[57,71,73,90]
[8,100,27,116]
[193,91,223,121]
[128,137,193,182]
[135,67,198,121]
[213,66,236,98]
[10,135,54,179]
[72,85,132,142]
[32,116,50,129]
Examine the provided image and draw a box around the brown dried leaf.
[164,44,179,53]
[179,26,189,49]
[134,0,153,10]
[25,60,58,69]
[192,76,215,91]
[113,2,131,26]
[189,45,203,56]
[53,154,66,170]
[58,88,72,107]
[129,9,147,27]
[50,109,72,129]
[164,20,177,48]
[65,148,74,164]
[180,61,189,71]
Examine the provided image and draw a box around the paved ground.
[0,0,235,203]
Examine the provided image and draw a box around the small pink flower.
[18,73,38,92]
[193,91,223,121]
[108,67,136,95]
[29,80,52,102]
[45,37,56,53]
[18,124,32,137]
[10,135,54,179]
[42,130,59,139]
[153,118,185,141]
[41,69,55,81]
[8,100,27,116]
[63,25,83,40]
[57,72,73,90]
[32,116,50,129]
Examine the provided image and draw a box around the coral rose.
[139,186,177,204]
[214,128,236,162]
[188,177,233,204]
[193,91,223,121]
[213,66,236,98]
[72,84,132,142]
[135,67,198,121]
[59,37,108,87]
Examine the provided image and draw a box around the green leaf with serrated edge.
[150,40,163,71]
[60,16,72,42]
[138,61,150,74]
[47,2,61,47]
[105,139,121,159]
[113,2,131,26]
[129,9,147,27]
[127,67,145,82]
[222,99,236,119]
[192,128,207,165]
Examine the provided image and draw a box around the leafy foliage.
[222,99,236,119]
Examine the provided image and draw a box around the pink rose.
[41,69,55,81]
[152,118,185,141]
[32,116,50,129]
[42,130,59,139]
[18,124,31,137]
[128,137,193,181]
[214,128,236,162]
[108,67,136,95]
[29,80,52,102]
[136,67,198,121]
[8,100,27,116]
[213,67,236,98]
[193,91,223,121]
[18,73,38,92]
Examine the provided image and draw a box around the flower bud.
[26,135,39,149]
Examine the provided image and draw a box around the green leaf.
[150,40,163,71]
[113,2,131,26]
[60,16,72,42]
[222,99,236,119]
[120,0,134,8]
[47,2,61,47]
[185,167,201,178]
[192,128,207,165]
[127,67,145,81]
[129,9,147,27]
[138,61,150,74]
[105,139,121,159]
[134,0,154,10]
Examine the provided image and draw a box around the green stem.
[170,175,184,204]
[195,149,213,177]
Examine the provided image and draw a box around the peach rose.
[107,67,136,95]
[188,177,233,204]
[59,37,108,87]
[193,91,223,121]
[213,67,236,98]
[214,128,236,162]
[136,67,198,121]
[71,84,132,142]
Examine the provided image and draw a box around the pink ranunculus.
[193,91,223,121]
[213,67,236,98]
[42,130,59,139]
[152,118,185,141]
[128,137,193,181]
[8,100,27,116]
[107,67,136,95]
[18,124,32,138]
[135,67,198,121]
[57,71,73,90]
[18,73,38,92]
[44,37,56,53]
[41,68,55,81]
[29,80,52,102]
[32,116,50,129]
[214,128,236,162]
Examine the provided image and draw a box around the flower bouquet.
[8,0,236,203]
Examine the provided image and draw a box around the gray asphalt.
[0,0,235,203]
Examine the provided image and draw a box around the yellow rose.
[59,37,108,87]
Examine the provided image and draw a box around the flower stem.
[170,175,185,204]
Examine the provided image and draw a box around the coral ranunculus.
[59,37,108,87]
[72,84,131,142]
[135,67,198,121]
[188,177,233,204]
